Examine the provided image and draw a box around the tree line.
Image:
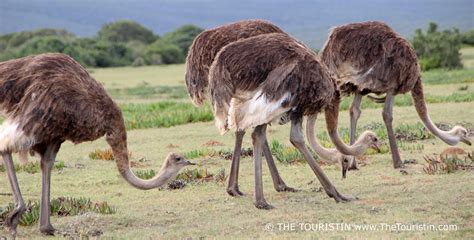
[0,21,472,70]
[0,20,203,67]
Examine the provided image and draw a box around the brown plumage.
[185,19,284,106]
[321,21,419,96]
[208,33,379,209]
[0,54,117,148]
[320,21,471,168]
[210,33,335,131]
[0,53,193,236]
[185,20,298,197]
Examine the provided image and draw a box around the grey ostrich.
[0,53,194,237]
[209,33,380,209]
[185,20,297,196]
[320,21,471,169]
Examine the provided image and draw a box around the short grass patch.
[0,161,65,174]
[108,82,188,100]
[120,101,213,129]
[423,154,474,174]
[0,197,115,227]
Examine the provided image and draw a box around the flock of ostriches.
[0,20,471,237]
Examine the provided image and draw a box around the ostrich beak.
[186,160,196,166]
[341,159,350,179]
[460,136,471,146]
[371,141,382,153]
[342,166,348,179]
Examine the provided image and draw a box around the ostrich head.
[339,132,380,178]
[161,153,196,177]
[357,131,382,152]
[449,126,471,145]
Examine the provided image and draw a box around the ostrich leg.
[262,131,297,192]
[2,152,26,238]
[227,128,296,197]
[349,93,363,170]
[289,115,355,202]
[39,142,61,235]
[227,130,245,196]
[382,92,403,168]
[252,125,274,209]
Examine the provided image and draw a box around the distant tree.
[145,40,184,64]
[18,36,67,56]
[126,40,148,64]
[412,22,463,70]
[6,28,74,49]
[162,24,203,55]
[97,20,157,44]
[91,40,133,67]
[461,30,474,46]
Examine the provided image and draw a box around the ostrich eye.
[176,157,182,161]
[373,137,378,141]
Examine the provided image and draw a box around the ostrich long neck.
[323,95,368,156]
[306,114,340,162]
[105,115,175,190]
[411,78,457,145]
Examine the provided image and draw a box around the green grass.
[0,161,65,174]
[1,61,474,239]
[120,101,213,129]
[90,64,185,89]
[107,82,188,100]
[460,47,474,69]
[0,197,115,227]
[422,68,474,85]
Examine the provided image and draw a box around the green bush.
[97,20,156,44]
[0,23,204,67]
[412,22,463,70]
[145,39,184,64]
[461,30,474,46]
[162,24,204,55]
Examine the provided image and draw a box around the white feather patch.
[228,90,291,131]
[0,119,36,152]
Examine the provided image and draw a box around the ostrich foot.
[254,201,274,210]
[326,188,357,203]
[275,185,299,192]
[5,205,26,237]
[40,224,56,235]
[227,187,245,197]
[348,165,359,171]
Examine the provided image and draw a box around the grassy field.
[1,49,474,239]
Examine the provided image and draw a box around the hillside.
[0,0,472,48]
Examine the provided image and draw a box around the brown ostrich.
[320,21,471,169]
[185,20,297,196]
[0,53,194,237]
[209,33,380,209]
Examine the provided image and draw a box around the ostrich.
[320,21,471,169]
[0,53,194,236]
[185,20,297,196]
[209,33,380,209]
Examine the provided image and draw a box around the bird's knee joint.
[350,107,361,117]
[289,135,305,148]
[14,202,26,214]
[382,112,393,122]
